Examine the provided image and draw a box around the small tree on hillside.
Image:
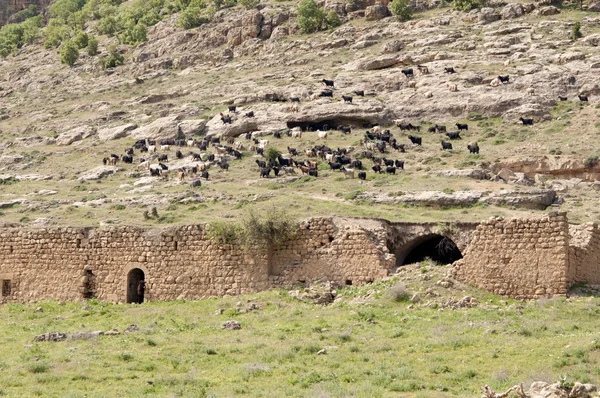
[265,147,281,163]
[239,0,260,9]
[452,0,485,11]
[325,10,342,29]
[60,40,79,67]
[297,0,326,33]
[87,34,98,56]
[73,31,88,49]
[572,22,582,40]
[390,0,413,21]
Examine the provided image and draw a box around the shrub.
[177,7,210,29]
[98,15,120,35]
[44,19,71,48]
[325,10,342,29]
[87,34,98,55]
[297,0,326,33]
[118,21,147,44]
[452,0,485,11]
[73,31,88,48]
[49,0,86,23]
[239,0,260,9]
[265,147,281,163]
[101,44,124,68]
[572,22,582,41]
[205,221,243,244]
[388,282,411,302]
[12,5,39,23]
[584,155,599,169]
[390,0,413,21]
[60,40,79,66]
[207,209,298,251]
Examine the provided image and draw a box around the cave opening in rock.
[399,235,463,266]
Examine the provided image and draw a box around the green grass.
[0,265,598,397]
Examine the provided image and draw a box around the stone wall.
[0,218,392,303]
[569,223,600,286]
[453,212,571,299]
[4,213,600,303]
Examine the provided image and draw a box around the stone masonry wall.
[569,223,600,286]
[453,212,571,299]
[0,218,392,303]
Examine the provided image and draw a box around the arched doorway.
[127,268,145,304]
[397,235,463,266]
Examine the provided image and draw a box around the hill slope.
[0,1,600,227]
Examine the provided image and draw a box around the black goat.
[435,124,447,133]
[322,79,334,87]
[395,160,405,169]
[385,166,396,175]
[401,68,414,78]
[467,143,479,154]
[220,113,232,124]
[354,90,364,96]
[290,96,301,102]
[228,105,237,112]
[444,67,456,74]
[408,135,422,145]
[456,123,468,131]
[158,154,168,162]
[319,90,333,97]
[176,150,183,159]
[358,171,367,180]
[372,165,382,173]
[260,168,271,178]
[446,132,461,140]
[519,117,534,126]
[342,95,353,103]
[498,75,509,84]
[441,141,452,150]
[579,94,589,102]
[245,111,254,118]
[559,95,568,101]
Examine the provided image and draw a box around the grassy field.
[0,263,599,397]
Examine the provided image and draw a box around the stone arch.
[394,233,463,267]
[126,267,147,304]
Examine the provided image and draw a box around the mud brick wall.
[453,212,571,299]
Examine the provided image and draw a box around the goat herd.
[100,71,591,187]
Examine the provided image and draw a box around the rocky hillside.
[1,0,600,227]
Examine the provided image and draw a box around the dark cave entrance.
[398,235,463,266]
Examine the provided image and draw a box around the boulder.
[0,153,24,165]
[478,8,501,24]
[78,166,121,181]
[34,332,68,342]
[570,382,596,398]
[381,40,405,53]
[205,116,260,138]
[56,126,94,146]
[178,119,207,136]
[528,382,568,398]
[221,320,242,330]
[365,5,390,21]
[534,6,560,15]
[98,123,138,141]
[130,116,183,140]
[501,3,524,19]
[553,51,585,64]
[584,33,600,46]
[431,169,491,180]
[346,54,402,70]
[483,189,557,210]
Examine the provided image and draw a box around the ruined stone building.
[0,212,597,303]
